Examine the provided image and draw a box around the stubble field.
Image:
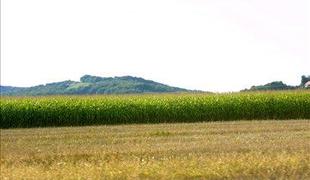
[1,120,309,179]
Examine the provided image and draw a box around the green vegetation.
[301,75,310,86]
[247,81,296,91]
[0,75,189,96]
[244,75,310,91]
[1,91,309,128]
[1,120,309,179]
[2,75,309,95]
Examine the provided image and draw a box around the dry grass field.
[1,120,310,179]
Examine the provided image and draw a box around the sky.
[1,0,309,92]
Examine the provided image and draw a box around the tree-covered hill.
[0,75,191,96]
[242,75,310,91]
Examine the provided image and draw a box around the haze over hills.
[0,75,192,96]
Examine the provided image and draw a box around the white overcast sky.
[1,0,309,92]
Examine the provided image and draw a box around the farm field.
[1,120,309,179]
[1,91,310,128]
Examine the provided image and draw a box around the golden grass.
[1,120,310,179]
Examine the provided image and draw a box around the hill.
[0,75,191,96]
[245,81,296,91]
[242,75,310,91]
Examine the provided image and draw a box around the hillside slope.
[0,75,190,96]
[242,75,310,91]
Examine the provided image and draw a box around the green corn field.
[1,91,310,128]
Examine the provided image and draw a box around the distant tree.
[301,75,310,86]
[249,81,295,91]
[80,75,106,83]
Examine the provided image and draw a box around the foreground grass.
[1,120,310,179]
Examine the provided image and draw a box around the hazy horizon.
[0,73,308,92]
[1,0,309,92]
